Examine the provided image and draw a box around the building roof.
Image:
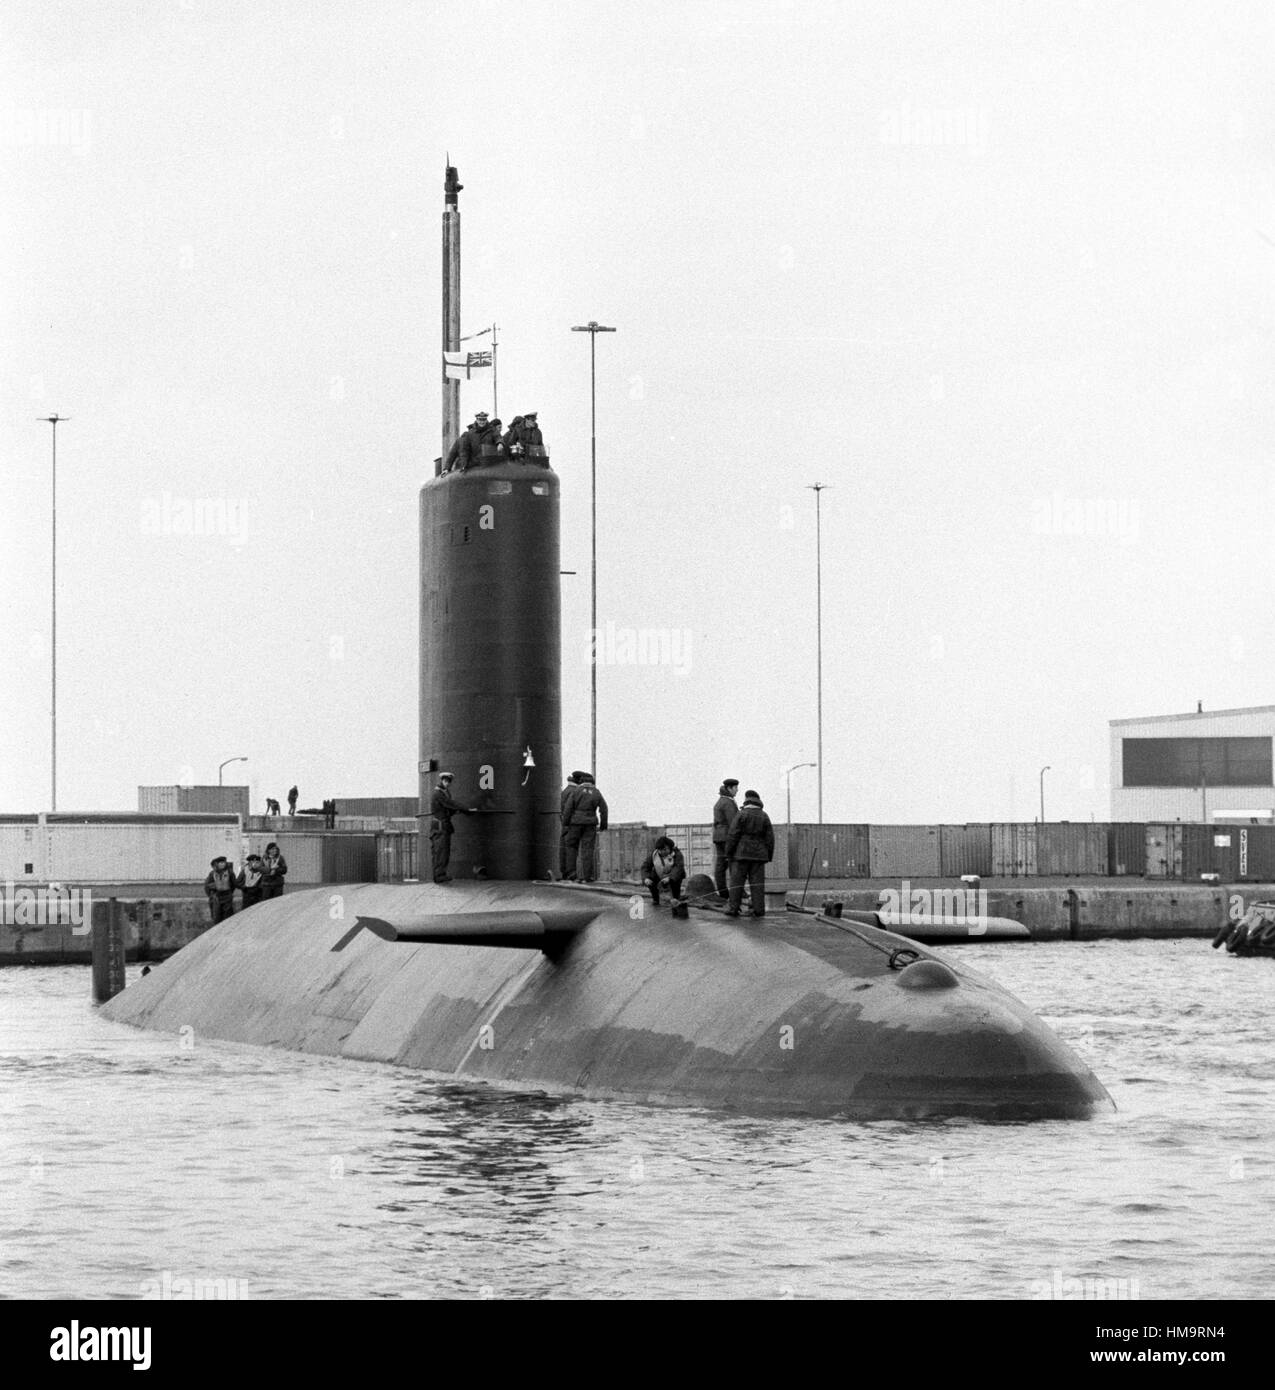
[1110,704,1275,728]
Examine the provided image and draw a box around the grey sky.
[3,0,1272,825]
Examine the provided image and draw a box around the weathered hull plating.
[102,883,1113,1121]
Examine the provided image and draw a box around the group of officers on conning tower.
[439,410,547,474]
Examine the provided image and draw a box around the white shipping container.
[138,785,181,813]
[0,821,44,880]
[46,820,241,881]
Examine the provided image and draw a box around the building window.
[1122,737,1273,787]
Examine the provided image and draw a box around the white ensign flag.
[443,350,493,380]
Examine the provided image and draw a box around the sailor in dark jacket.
[204,856,236,923]
[429,772,472,882]
[712,778,740,899]
[725,790,774,918]
[503,412,543,460]
[559,771,582,878]
[444,412,492,473]
[260,842,288,899]
[236,854,266,909]
[641,836,686,906]
[562,773,608,882]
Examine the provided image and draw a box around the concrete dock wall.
[0,896,212,965]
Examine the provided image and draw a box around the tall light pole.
[784,762,816,826]
[219,756,247,786]
[807,484,830,823]
[39,415,67,810]
[1039,765,1051,823]
[571,319,616,779]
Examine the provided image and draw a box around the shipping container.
[1036,824,1107,876]
[1144,824,1182,878]
[140,785,248,818]
[178,785,250,820]
[1236,824,1275,881]
[137,785,180,813]
[0,816,43,880]
[869,825,941,878]
[991,823,1038,877]
[46,814,241,881]
[335,797,419,818]
[599,826,663,882]
[788,824,870,879]
[1106,823,1146,876]
[376,832,419,883]
[662,824,714,874]
[321,834,377,883]
[939,824,992,877]
[1180,824,1238,881]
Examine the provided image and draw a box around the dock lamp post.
[570,319,616,781]
[784,762,817,827]
[1039,765,1051,824]
[39,414,68,810]
[807,483,830,823]
[219,756,247,786]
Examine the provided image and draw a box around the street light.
[1039,765,1051,823]
[784,762,817,826]
[807,483,830,823]
[570,319,616,781]
[219,757,247,786]
[39,415,68,810]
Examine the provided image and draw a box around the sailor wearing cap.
[443,412,493,474]
[503,411,543,460]
[204,855,237,923]
[429,772,473,882]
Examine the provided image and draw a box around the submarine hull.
[102,884,1113,1121]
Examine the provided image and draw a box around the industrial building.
[1109,705,1275,823]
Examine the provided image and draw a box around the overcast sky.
[3,0,1272,826]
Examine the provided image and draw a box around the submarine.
[103,165,1113,1122]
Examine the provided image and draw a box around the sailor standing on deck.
[712,779,740,900]
[559,770,582,878]
[562,773,608,882]
[725,790,774,918]
[429,772,473,883]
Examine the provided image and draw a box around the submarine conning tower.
[418,455,563,880]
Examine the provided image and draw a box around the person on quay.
[430,771,473,883]
[261,842,288,899]
[562,773,608,883]
[712,778,740,900]
[237,854,266,909]
[204,855,237,924]
[725,790,774,918]
[641,835,686,907]
[287,785,299,816]
[559,770,582,878]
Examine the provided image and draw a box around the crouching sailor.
[642,835,686,906]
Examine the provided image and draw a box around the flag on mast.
[443,349,493,380]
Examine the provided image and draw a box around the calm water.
[2,942,1272,1300]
